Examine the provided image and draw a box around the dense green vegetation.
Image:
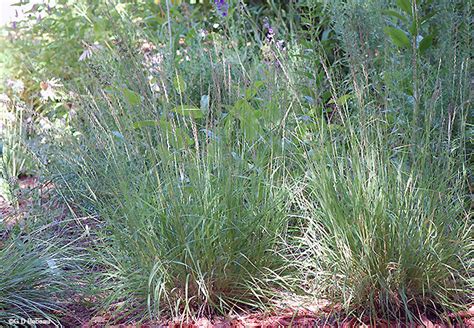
[0,0,471,326]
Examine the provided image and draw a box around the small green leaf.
[132,120,158,129]
[396,0,412,16]
[420,12,437,26]
[11,2,28,6]
[328,94,352,106]
[173,75,186,94]
[384,26,410,48]
[245,81,264,99]
[322,91,332,103]
[93,20,109,40]
[408,20,418,36]
[418,35,433,54]
[254,81,265,89]
[321,29,331,41]
[122,88,141,106]
[263,100,280,124]
[245,88,256,99]
[382,9,407,23]
[242,115,261,142]
[104,86,115,94]
[229,99,252,119]
[172,105,204,119]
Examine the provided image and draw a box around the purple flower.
[215,0,228,17]
[267,27,274,42]
[263,17,270,30]
[263,18,274,43]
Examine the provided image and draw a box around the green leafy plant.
[383,0,436,54]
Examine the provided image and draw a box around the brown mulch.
[77,304,474,328]
[0,175,67,228]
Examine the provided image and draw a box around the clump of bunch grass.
[283,0,473,323]
[56,47,290,321]
[91,148,287,321]
[0,233,67,324]
[289,126,471,324]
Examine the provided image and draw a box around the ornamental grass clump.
[0,234,68,325]
[68,134,288,320]
[57,46,290,321]
[290,130,472,324]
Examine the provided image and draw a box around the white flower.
[140,42,165,94]
[198,29,208,38]
[40,78,62,102]
[150,83,161,93]
[4,111,16,123]
[79,42,103,62]
[7,79,25,94]
[0,94,10,104]
[38,117,53,130]
[149,53,163,66]
[40,87,56,101]
[115,3,127,14]
[41,78,62,88]
[143,53,163,76]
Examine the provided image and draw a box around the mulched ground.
[0,175,67,227]
[1,177,473,328]
[75,306,474,328]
